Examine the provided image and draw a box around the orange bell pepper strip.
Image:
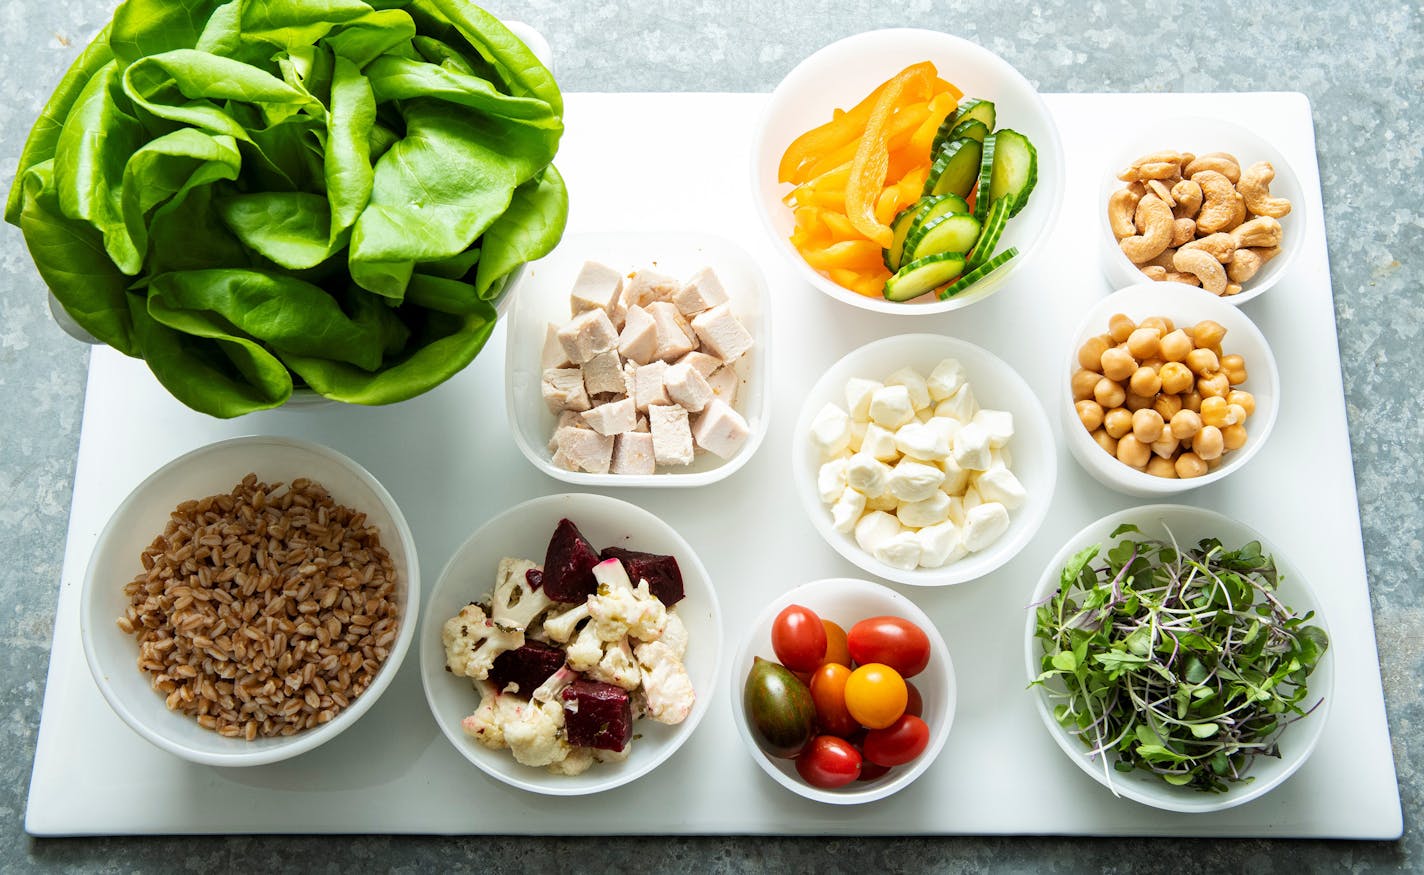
[844,63,935,247]
[801,240,886,271]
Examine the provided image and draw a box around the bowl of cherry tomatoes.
[730,578,956,804]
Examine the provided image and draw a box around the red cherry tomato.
[772,605,827,672]
[847,616,931,678]
[862,715,930,767]
[857,761,892,782]
[808,663,859,737]
[795,735,862,789]
[904,681,923,718]
[821,619,851,667]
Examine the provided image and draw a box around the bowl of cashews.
[1098,117,1304,305]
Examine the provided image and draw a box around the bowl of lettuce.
[7,0,569,418]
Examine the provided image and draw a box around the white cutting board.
[24,92,1402,838]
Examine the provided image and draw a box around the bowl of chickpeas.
[1063,282,1280,496]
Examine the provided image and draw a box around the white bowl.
[1063,282,1281,497]
[1024,504,1334,813]
[420,493,723,795]
[1099,116,1304,305]
[505,231,771,487]
[793,333,1056,586]
[81,436,420,767]
[752,28,1064,313]
[730,577,956,804]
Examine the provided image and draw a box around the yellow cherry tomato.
[843,663,907,730]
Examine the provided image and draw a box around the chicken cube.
[672,267,729,316]
[555,427,614,473]
[557,308,619,364]
[631,360,671,411]
[581,349,627,396]
[548,412,588,451]
[690,303,753,362]
[649,404,695,466]
[622,269,680,309]
[647,301,698,362]
[582,397,637,435]
[706,366,739,406]
[541,367,590,413]
[676,350,723,378]
[611,431,656,475]
[617,304,658,365]
[692,398,750,459]
[570,261,625,317]
[664,361,714,412]
[542,322,571,370]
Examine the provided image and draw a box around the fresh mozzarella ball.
[846,453,892,498]
[974,467,1026,509]
[809,403,851,457]
[848,420,868,453]
[897,490,951,528]
[962,502,1011,552]
[952,421,993,471]
[972,409,1014,448]
[844,378,882,422]
[935,383,978,423]
[887,458,946,502]
[939,453,970,496]
[817,457,848,504]
[865,492,899,513]
[927,358,967,402]
[894,421,950,462]
[829,488,867,533]
[917,520,966,568]
[869,385,915,430]
[854,510,902,554]
[873,531,923,570]
[861,423,900,462]
[885,367,931,412]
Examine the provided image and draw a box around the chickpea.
[1151,435,1179,459]
[1131,408,1164,443]
[1222,423,1249,450]
[1140,316,1173,335]
[1159,362,1194,395]
[1220,354,1248,385]
[1139,356,1165,372]
[1146,456,1178,479]
[1094,377,1126,409]
[1104,407,1134,439]
[1198,373,1231,399]
[1199,395,1238,428]
[1153,393,1183,421]
[1170,409,1203,440]
[1228,403,1248,425]
[1186,347,1220,377]
[1108,313,1136,343]
[1072,368,1101,401]
[1116,434,1151,468]
[1075,399,1105,431]
[1191,320,1227,349]
[1078,335,1111,372]
[1100,347,1138,382]
[1091,428,1117,455]
[1175,451,1209,479]
[1159,329,1192,362]
[1124,392,1154,412]
[1227,390,1256,417]
[1126,327,1162,360]
[1206,455,1224,471]
[1192,425,1225,461]
[1129,366,1163,397]
[1182,390,1204,412]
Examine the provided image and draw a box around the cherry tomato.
[795,735,862,789]
[863,715,930,767]
[808,663,859,737]
[772,605,827,672]
[904,681,923,718]
[843,663,907,729]
[847,616,931,678]
[821,619,851,667]
[856,761,892,782]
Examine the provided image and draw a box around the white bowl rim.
[729,576,957,804]
[1062,281,1281,495]
[419,491,724,796]
[80,434,421,767]
[793,332,1058,586]
[751,27,1065,315]
[1022,503,1335,813]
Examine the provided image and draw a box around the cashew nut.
[1119,195,1175,264]
[1127,180,1147,198]
[1147,179,1176,207]
[1185,152,1241,184]
[1171,217,1196,247]
[1225,191,1247,232]
[1164,271,1201,287]
[1227,245,1281,283]
[1224,283,1243,296]
[1141,265,1168,281]
[1192,171,1238,234]
[1238,161,1292,218]
[1119,151,1185,182]
[1230,216,1283,249]
[1171,179,1203,218]
[1142,247,1178,271]
[1108,187,1141,239]
[1172,248,1229,295]
[1181,232,1236,263]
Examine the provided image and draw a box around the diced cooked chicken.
[611,431,656,475]
[582,397,637,435]
[706,366,738,406]
[553,427,614,473]
[676,350,723,378]
[557,308,618,364]
[672,267,729,316]
[617,304,658,365]
[542,322,571,370]
[547,412,588,451]
[570,261,624,317]
[541,367,589,413]
[690,303,753,362]
[664,361,713,413]
[646,301,697,362]
[581,348,627,396]
[648,404,695,466]
[622,269,680,309]
[691,398,750,459]
[631,360,671,411]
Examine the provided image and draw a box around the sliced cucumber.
[948,119,989,144]
[988,129,1038,218]
[884,202,931,271]
[930,98,997,155]
[923,138,982,199]
[966,197,1009,271]
[974,133,996,223]
[904,213,981,264]
[936,247,1018,300]
[883,251,967,302]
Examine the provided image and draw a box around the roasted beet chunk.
[488,641,566,698]
[542,519,600,602]
[562,680,633,752]
[600,546,684,605]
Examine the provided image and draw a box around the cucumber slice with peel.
[936,247,1019,300]
[884,195,971,271]
[988,129,1038,217]
[974,133,997,223]
[923,138,981,199]
[883,251,968,302]
[930,98,996,155]
[904,213,981,264]
[948,119,988,144]
[966,197,1009,271]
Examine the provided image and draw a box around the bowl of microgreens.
[1025,504,1333,813]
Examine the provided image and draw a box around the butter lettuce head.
[8,0,568,417]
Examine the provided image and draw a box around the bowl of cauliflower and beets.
[420,493,722,795]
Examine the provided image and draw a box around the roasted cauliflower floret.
[634,640,695,725]
[588,558,666,642]
[444,603,523,680]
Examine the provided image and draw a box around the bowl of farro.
[81,435,419,767]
